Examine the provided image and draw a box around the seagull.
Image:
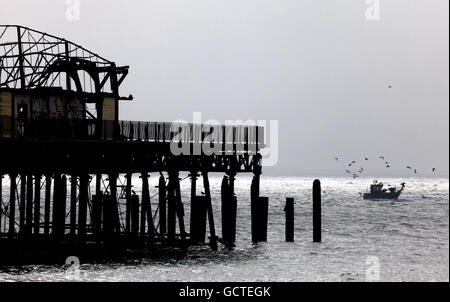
[432,168,436,173]
[385,162,389,165]
[386,165,390,168]
[345,170,351,174]
[414,169,418,174]
[379,156,385,160]
[388,85,392,88]
[333,157,339,162]
[348,161,356,167]
[365,157,369,161]
[406,166,412,169]
[352,174,359,179]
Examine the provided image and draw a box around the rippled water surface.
[1,176,448,282]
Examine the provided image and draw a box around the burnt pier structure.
[0,25,266,263]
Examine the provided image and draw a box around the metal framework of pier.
[0,25,267,264]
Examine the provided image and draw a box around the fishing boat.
[363,180,406,200]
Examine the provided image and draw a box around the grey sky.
[1,0,448,176]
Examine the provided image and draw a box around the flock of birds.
[333,156,437,178]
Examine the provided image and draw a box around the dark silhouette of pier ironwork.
[0,25,267,264]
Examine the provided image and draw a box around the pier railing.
[0,116,264,153]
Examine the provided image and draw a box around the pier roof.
[0,25,129,97]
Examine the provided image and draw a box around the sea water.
[0,176,448,282]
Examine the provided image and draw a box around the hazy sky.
[1,0,448,176]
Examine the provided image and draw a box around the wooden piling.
[70,174,77,236]
[142,172,155,241]
[44,174,51,236]
[203,172,217,250]
[189,172,197,239]
[167,172,177,241]
[52,174,60,236]
[140,174,147,238]
[109,174,121,235]
[313,179,321,243]
[285,198,294,242]
[8,173,17,236]
[174,173,186,246]
[190,196,207,243]
[125,173,132,234]
[60,175,67,237]
[253,196,268,243]
[25,174,33,236]
[221,174,237,245]
[53,174,66,240]
[19,174,26,233]
[103,194,114,240]
[158,173,167,235]
[250,174,267,243]
[78,174,89,241]
[130,194,140,237]
[0,175,2,233]
[33,174,41,235]
[91,193,102,240]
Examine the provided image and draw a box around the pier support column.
[19,174,26,234]
[174,172,186,247]
[92,192,103,241]
[285,198,294,242]
[251,160,268,243]
[142,172,155,242]
[203,172,217,251]
[189,172,197,232]
[125,173,132,234]
[78,174,89,242]
[130,194,140,238]
[0,175,2,234]
[158,173,167,235]
[190,196,207,243]
[222,173,237,246]
[44,174,51,236]
[109,173,121,235]
[140,174,147,238]
[8,173,17,237]
[53,174,66,241]
[61,175,68,239]
[25,174,33,236]
[190,172,207,243]
[313,179,322,243]
[33,174,41,235]
[167,172,177,242]
[70,174,78,236]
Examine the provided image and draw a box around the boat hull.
[363,190,402,200]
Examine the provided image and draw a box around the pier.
[0,25,266,264]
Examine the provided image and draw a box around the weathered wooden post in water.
[285,198,294,242]
[221,173,237,246]
[313,179,322,243]
[250,155,268,243]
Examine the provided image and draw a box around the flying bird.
[334,157,339,162]
[345,170,351,174]
[414,169,418,174]
[348,161,356,167]
[406,166,412,169]
[386,165,391,168]
[379,156,385,160]
[432,168,436,173]
[365,157,369,161]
